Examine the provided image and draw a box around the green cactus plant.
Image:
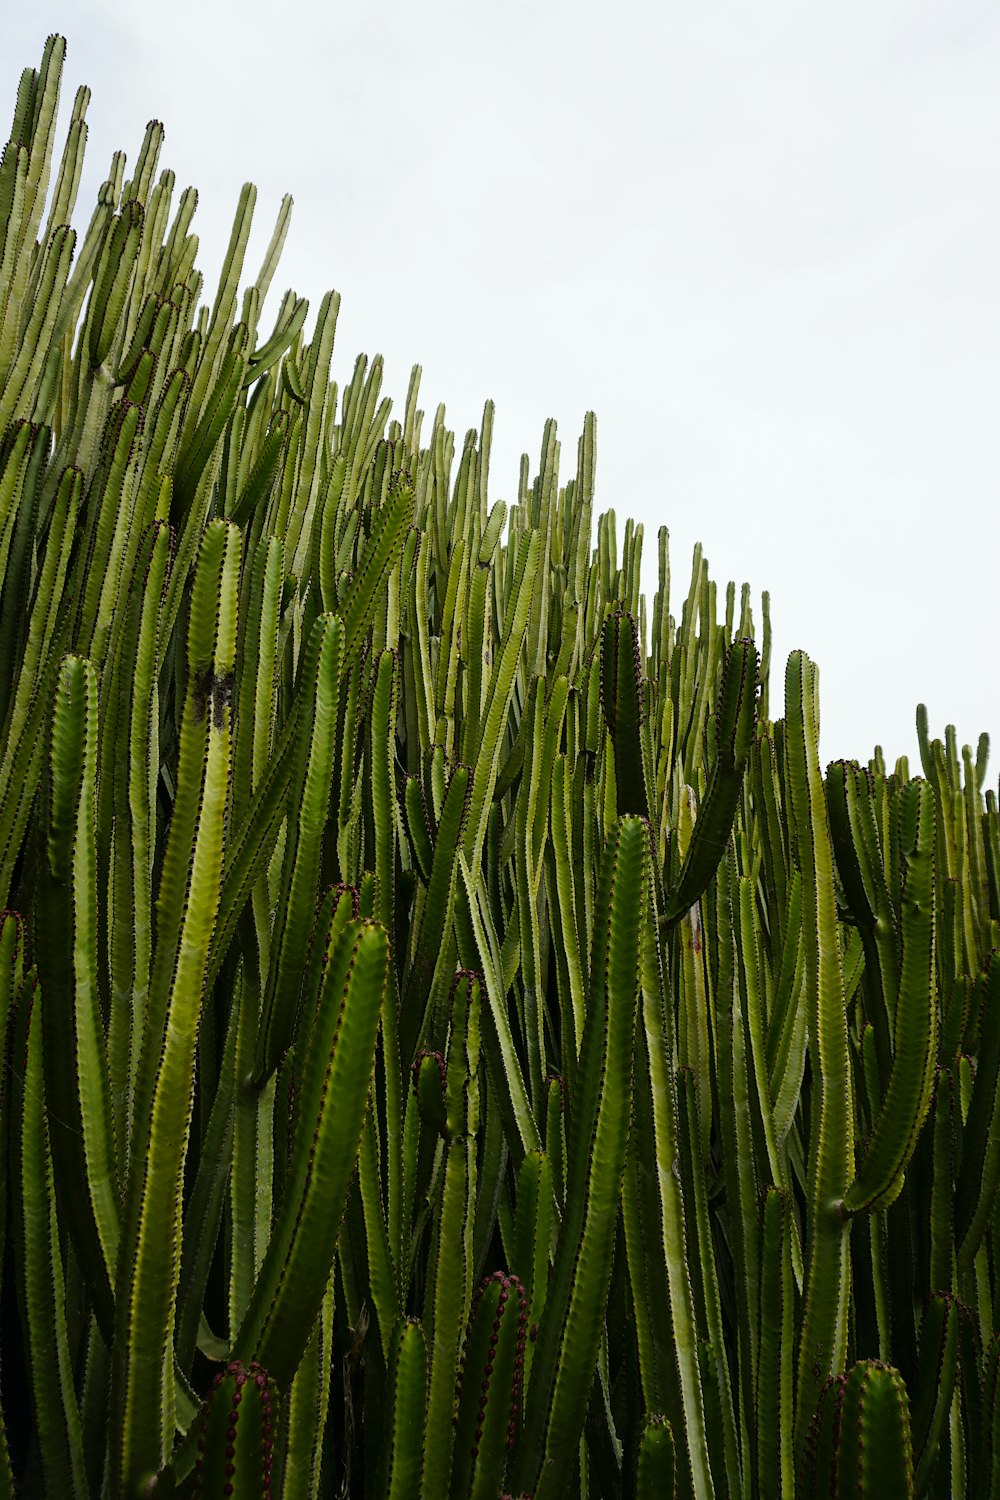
[802,1360,916,1499]
[450,1271,528,1500]
[0,34,997,1500]
[193,1360,278,1499]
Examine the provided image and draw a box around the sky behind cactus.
[7,2,999,769]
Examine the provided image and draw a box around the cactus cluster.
[0,33,999,1500]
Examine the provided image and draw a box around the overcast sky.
[6,2,999,771]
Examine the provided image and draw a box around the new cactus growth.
[194,1361,277,1499]
[1,33,999,1500]
[635,1414,676,1500]
[412,1048,448,1137]
[801,1361,915,1499]
[451,1272,528,1499]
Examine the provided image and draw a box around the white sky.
[6,2,999,772]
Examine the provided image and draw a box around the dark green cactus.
[660,634,758,929]
[600,608,652,819]
[411,1047,448,1137]
[955,952,1000,1270]
[910,1290,960,1493]
[421,968,482,1493]
[193,1360,277,1499]
[980,1333,1000,1499]
[384,1318,428,1500]
[635,1414,675,1499]
[839,778,937,1218]
[450,1272,528,1499]
[514,815,648,1499]
[230,915,389,1386]
[802,1361,915,1498]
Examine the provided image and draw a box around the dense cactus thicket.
[1,34,999,1500]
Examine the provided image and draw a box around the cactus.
[660,634,758,929]
[955,951,1000,1270]
[802,1360,915,1499]
[1,34,998,1500]
[109,518,241,1494]
[230,915,389,1387]
[785,649,854,1456]
[839,779,937,1217]
[635,1414,676,1500]
[450,1272,528,1500]
[421,969,482,1494]
[514,816,648,1499]
[384,1317,428,1500]
[193,1360,277,1499]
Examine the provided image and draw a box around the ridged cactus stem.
[194,1360,277,1499]
[385,1318,428,1500]
[955,951,1000,1270]
[801,1360,915,1499]
[841,780,937,1217]
[15,977,87,1496]
[635,1414,676,1500]
[230,916,388,1386]
[450,1272,528,1500]
[785,651,854,1459]
[421,970,481,1493]
[250,611,344,1088]
[660,636,757,930]
[109,519,241,1495]
[36,653,118,1338]
[515,816,650,1499]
